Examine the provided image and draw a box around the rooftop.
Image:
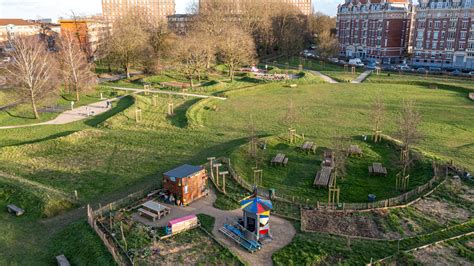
[0,19,38,26]
[164,164,203,181]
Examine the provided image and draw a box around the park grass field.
[0,68,473,264]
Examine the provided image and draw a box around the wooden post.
[214,163,222,186]
[376,68,381,75]
[182,88,188,99]
[351,66,356,74]
[253,169,263,186]
[207,157,215,180]
[152,95,157,107]
[135,107,142,123]
[372,130,382,143]
[220,171,229,193]
[100,92,104,100]
[167,102,174,116]
[344,64,348,72]
[74,190,78,200]
[120,222,127,251]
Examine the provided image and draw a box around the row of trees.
[96,2,337,84]
[6,34,96,119]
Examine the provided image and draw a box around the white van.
[349,58,364,67]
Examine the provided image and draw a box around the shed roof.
[164,164,203,181]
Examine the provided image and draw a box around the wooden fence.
[87,186,161,266]
[221,157,447,213]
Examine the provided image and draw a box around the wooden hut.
[163,164,208,206]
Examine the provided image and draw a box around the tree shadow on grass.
[5,110,35,120]
[3,130,78,148]
[167,98,200,129]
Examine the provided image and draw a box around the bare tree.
[282,100,299,129]
[218,26,256,81]
[332,135,350,180]
[6,36,58,119]
[172,34,214,87]
[371,93,385,132]
[107,13,151,78]
[397,100,422,175]
[57,32,97,101]
[315,30,339,60]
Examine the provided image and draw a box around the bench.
[56,254,70,266]
[138,208,158,221]
[283,158,289,167]
[7,204,24,216]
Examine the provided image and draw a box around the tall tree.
[57,32,97,101]
[217,26,256,81]
[315,30,339,59]
[107,13,150,78]
[172,34,214,87]
[6,36,58,119]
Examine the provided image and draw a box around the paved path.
[351,70,373,83]
[0,94,131,130]
[109,86,227,100]
[134,190,296,266]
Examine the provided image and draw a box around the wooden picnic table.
[314,166,333,187]
[300,141,316,153]
[369,162,387,176]
[348,144,362,156]
[138,200,170,221]
[271,153,286,166]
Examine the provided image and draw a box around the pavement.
[351,70,373,83]
[133,190,296,266]
[0,94,131,130]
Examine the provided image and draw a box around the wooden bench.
[283,157,289,167]
[138,208,159,221]
[369,163,387,176]
[7,204,24,216]
[56,254,70,266]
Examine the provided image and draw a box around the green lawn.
[230,136,432,204]
[0,68,473,264]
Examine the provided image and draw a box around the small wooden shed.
[163,164,208,205]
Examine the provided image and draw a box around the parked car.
[416,67,427,73]
[451,69,462,76]
[429,67,442,73]
[399,66,412,72]
[328,58,339,63]
[349,58,364,67]
[366,62,377,70]
[468,71,474,76]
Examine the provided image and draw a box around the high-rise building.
[102,0,176,22]
[199,0,313,16]
[411,0,474,70]
[336,0,414,64]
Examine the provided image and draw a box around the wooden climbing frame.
[351,66,356,74]
[253,169,263,186]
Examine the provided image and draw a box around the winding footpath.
[351,70,373,83]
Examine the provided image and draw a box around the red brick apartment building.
[336,0,414,64]
[411,0,474,70]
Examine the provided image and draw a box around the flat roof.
[0,19,38,26]
[164,164,203,182]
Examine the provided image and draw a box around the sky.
[0,0,339,22]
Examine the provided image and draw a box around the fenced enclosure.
[221,156,447,215]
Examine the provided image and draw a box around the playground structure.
[219,195,273,252]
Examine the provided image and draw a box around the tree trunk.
[30,90,40,119]
[190,77,194,88]
[125,63,130,79]
[230,68,234,82]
